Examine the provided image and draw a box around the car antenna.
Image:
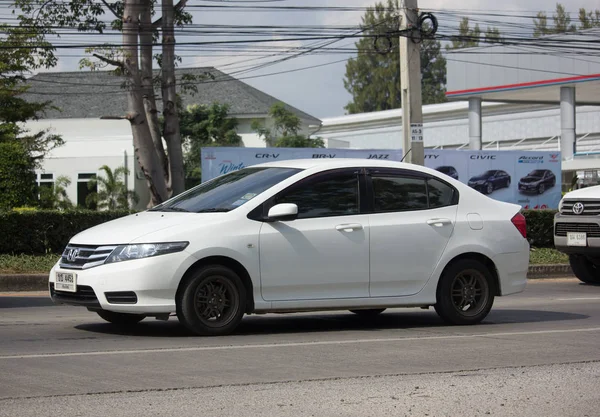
[400,148,412,162]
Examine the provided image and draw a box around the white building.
[24,67,321,209]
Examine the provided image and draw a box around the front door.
[259,169,370,301]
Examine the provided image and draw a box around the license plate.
[567,232,587,247]
[55,272,77,292]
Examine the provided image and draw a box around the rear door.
[367,169,459,297]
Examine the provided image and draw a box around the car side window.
[274,171,359,219]
[372,176,428,211]
[371,173,457,212]
[428,178,456,208]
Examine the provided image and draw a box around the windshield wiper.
[152,207,191,213]
[196,208,231,213]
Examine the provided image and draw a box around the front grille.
[560,200,600,216]
[105,291,138,304]
[50,283,100,307]
[59,245,117,270]
[555,223,600,238]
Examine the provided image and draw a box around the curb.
[527,264,573,279]
[0,274,48,292]
[0,265,575,292]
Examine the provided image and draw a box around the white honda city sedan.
[49,159,529,335]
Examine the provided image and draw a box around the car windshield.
[438,167,452,173]
[528,170,545,178]
[482,170,496,177]
[150,167,301,213]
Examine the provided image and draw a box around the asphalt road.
[1,278,599,417]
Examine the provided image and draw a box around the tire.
[506,178,511,188]
[434,259,495,325]
[96,310,145,327]
[350,308,386,317]
[569,255,600,285]
[485,182,493,195]
[177,265,246,336]
[538,183,545,194]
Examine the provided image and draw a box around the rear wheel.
[434,259,495,325]
[350,308,386,317]
[569,255,600,284]
[96,310,145,327]
[177,265,246,336]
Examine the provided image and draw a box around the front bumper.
[553,214,600,254]
[518,183,539,193]
[48,250,196,314]
[468,183,486,192]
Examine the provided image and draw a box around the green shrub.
[0,142,37,209]
[0,209,133,255]
[523,209,556,248]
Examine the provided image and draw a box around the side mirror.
[267,203,298,221]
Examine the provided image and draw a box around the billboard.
[200,147,562,209]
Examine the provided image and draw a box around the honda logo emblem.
[573,202,585,215]
[66,248,80,262]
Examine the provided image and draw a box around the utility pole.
[400,0,424,165]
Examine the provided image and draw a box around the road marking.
[556,297,600,301]
[2,327,600,360]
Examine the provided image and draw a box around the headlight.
[105,242,189,264]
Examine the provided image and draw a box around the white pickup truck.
[554,185,600,284]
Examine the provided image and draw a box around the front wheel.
[96,310,145,327]
[485,182,493,195]
[350,308,386,317]
[506,178,511,188]
[569,255,600,285]
[177,265,246,336]
[434,259,495,325]
[538,183,545,194]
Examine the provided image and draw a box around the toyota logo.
[573,202,585,215]
[66,248,80,262]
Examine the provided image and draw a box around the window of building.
[77,173,97,209]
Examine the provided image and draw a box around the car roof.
[252,158,426,171]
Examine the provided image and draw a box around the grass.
[0,254,60,274]
[528,248,569,265]
[0,248,571,274]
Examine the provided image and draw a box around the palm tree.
[86,165,139,210]
[39,175,74,210]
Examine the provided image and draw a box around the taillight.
[511,213,527,239]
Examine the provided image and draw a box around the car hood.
[469,175,489,182]
[563,185,600,200]
[69,211,228,245]
[520,176,542,184]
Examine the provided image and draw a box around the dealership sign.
[201,147,562,209]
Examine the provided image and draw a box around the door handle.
[427,218,452,227]
[335,223,363,232]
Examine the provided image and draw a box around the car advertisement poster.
[201,147,562,209]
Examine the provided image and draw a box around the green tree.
[0,24,63,167]
[343,0,447,113]
[579,8,600,29]
[179,103,243,188]
[446,17,502,50]
[251,103,324,148]
[15,0,196,205]
[39,176,74,210]
[86,165,139,210]
[532,3,599,37]
[0,142,37,209]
